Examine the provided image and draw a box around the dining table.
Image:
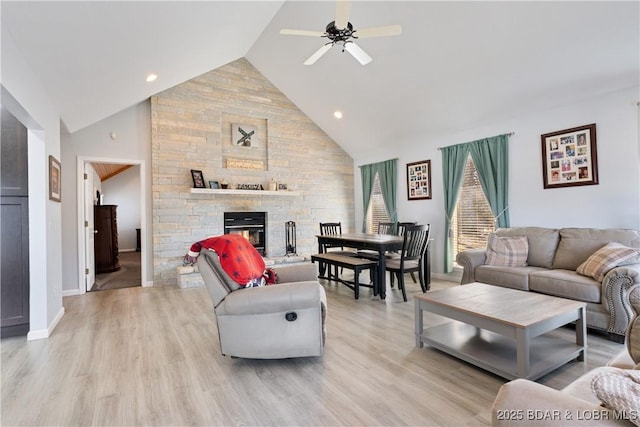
[316,232,405,299]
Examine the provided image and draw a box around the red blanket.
[185,235,274,286]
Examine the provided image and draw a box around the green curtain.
[359,159,397,232]
[376,159,398,226]
[441,144,470,273]
[469,135,510,228]
[441,134,511,272]
[360,164,375,232]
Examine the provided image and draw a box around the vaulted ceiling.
[3,1,638,158]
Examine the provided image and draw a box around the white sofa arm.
[273,262,317,283]
[602,264,640,336]
[216,281,325,316]
[492,379,628,426]
[456,249,487,284]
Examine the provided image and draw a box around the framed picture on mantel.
[190,169,206,188]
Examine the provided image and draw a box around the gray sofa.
[456,227,640,340]
[198,250,327,359]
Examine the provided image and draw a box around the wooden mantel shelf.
[189,188,300,196]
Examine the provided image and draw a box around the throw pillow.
[484,233,528,267]
[591,369,640,426]
[576,242,640,282]
[627,315,640,365]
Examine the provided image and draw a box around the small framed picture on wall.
[49,155,61,202]
[406,160,432,200]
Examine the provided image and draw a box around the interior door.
[84,163,96,291]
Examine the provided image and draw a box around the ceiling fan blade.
[355,25,402,39]
[344,42,372,65]
[334,0,352,29]
[280,29,325,37]
[304,44,333,65]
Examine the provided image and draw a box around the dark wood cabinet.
[1,107,29,197]
[94,205,120,273]
[1,107,30,338]
[1,197,30,337]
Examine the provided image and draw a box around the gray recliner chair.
[197,250,327,359]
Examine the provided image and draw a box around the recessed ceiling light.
[334,110,343,119]
[146,73,158,83]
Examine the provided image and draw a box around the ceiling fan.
[280,0,402,66]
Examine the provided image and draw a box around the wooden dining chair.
[357,222,397,260]
[397,221,417,238]
[390,221,418,285]
[319,222,356,278]
[378,222,396,235]
[384,224,430,302]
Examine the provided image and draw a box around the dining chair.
[378,222,396,235]
[384,224,430,302]
[319,222,356,278]
[397,221,417,237]
[357,222,397,260]
[390,221,418,285]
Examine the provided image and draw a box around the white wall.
[61,101,151,292]
[101,165,141,251]
[2,25,64,339]
[354,86,640,278]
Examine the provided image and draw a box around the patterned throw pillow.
[484,233,528,267]
[576,242,640,282]
[591,369,640,426]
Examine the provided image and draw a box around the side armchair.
[198,250,327,359]
[492,287,640,426]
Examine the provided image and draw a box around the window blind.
[366,173,391,233]
[452,156,495,259]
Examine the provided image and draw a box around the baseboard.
[27,306,65,341]
[143,281,153,287]
[432,272,461,283]
[62,288,82,297]
[119,248,137,253]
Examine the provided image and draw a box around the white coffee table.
[415,282,586,380]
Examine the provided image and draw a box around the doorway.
[77,157,147,293]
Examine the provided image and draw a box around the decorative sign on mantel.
[226,158,265,170]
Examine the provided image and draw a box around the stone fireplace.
[150,58,355,286]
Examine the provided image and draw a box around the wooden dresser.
[94,205,120,273]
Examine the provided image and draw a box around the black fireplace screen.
[224,212,266,256]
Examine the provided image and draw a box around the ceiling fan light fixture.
[280,0,400,66]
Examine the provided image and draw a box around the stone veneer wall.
[150,58,354,285]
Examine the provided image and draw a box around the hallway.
[91,252,141,291]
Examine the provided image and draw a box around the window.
[365,173,391,233]
[451,156,495,262]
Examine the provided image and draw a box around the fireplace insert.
[223,211,267,256]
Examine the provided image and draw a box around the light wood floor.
[92,251,141,291]
[1,275,624,426]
